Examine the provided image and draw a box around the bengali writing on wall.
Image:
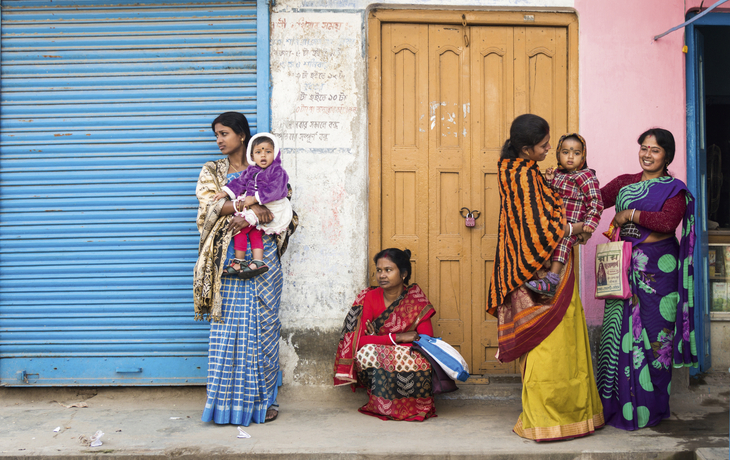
[271,14,359,152]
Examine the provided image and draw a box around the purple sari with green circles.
[597,176,697,431]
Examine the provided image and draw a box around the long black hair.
[211,111,252,150]
[500,114,550,160]
[373,248,412,285]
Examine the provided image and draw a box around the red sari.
[333,284,436,421]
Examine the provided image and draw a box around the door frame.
[367,9,579,278]
[685,11,730,374]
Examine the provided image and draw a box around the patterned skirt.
[201,235,282,426]
[597,238,681,430]
[355,344,435,421]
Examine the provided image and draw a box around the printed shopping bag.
[595,223,632,299]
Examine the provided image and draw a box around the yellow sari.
[513,274,604,441]
[488,156,603,441]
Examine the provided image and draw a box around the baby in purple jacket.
[213,133,293,279]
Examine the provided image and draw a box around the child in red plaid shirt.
[526,133,603,296]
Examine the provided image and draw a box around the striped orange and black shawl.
[487,158,565,317]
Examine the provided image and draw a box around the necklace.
[229,161,243,173]
[382,286,405,306]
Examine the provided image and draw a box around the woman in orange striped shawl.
[487,114,604,441]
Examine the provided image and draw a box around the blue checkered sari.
[201,172,283,426]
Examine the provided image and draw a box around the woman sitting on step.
[334,248,437,421]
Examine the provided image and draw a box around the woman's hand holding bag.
[595,223,632,300]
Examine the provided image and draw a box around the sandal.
[222,258,246,275]
[525,275,558,297]
[237,260,269,279]
[265,408,278,422]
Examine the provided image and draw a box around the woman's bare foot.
[265,408,278,422]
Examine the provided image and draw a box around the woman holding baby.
[193,112,297,426]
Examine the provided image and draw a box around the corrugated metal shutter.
[0,0,263,385]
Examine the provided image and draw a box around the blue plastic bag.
[413,334,470,382]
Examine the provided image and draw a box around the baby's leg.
[549,235,576,274]
[248,228,264,264]
[525,235,576,296]
[550,260,565,274]
[238,228,269,279]
[231,227,252,270]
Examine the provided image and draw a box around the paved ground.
[0,372,728,460]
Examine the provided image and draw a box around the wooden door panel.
[393,171,417,236]
[393,48,419,147]
[428,24,472,360]
[469,25,568,373]
[472,27,513,151]
[470,26,517,373]
[524,26,568,170]
[380,23,429,286]
[436,260,466,346]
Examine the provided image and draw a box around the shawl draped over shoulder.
[487,158,565,316]
[193,158,298,322]
[333,284,434,386]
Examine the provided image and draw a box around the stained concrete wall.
[710,321,730,370]
[270,11,369,386]
[269,0,704,386]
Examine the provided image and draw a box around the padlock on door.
[460,208,480,228]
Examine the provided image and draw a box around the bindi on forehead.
[561,139,582,148]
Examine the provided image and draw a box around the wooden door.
[469,26,567,374]
[374,16,574,375]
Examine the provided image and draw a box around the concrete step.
[0,380,727,460]
[696,447,730,460]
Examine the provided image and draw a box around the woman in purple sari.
[596,128,697,431]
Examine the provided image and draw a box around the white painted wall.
[272,13,367,335]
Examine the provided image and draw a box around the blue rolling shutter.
[0,0,263,385]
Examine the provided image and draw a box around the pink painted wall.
[685,0,730,12]
[574,0,688,326]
